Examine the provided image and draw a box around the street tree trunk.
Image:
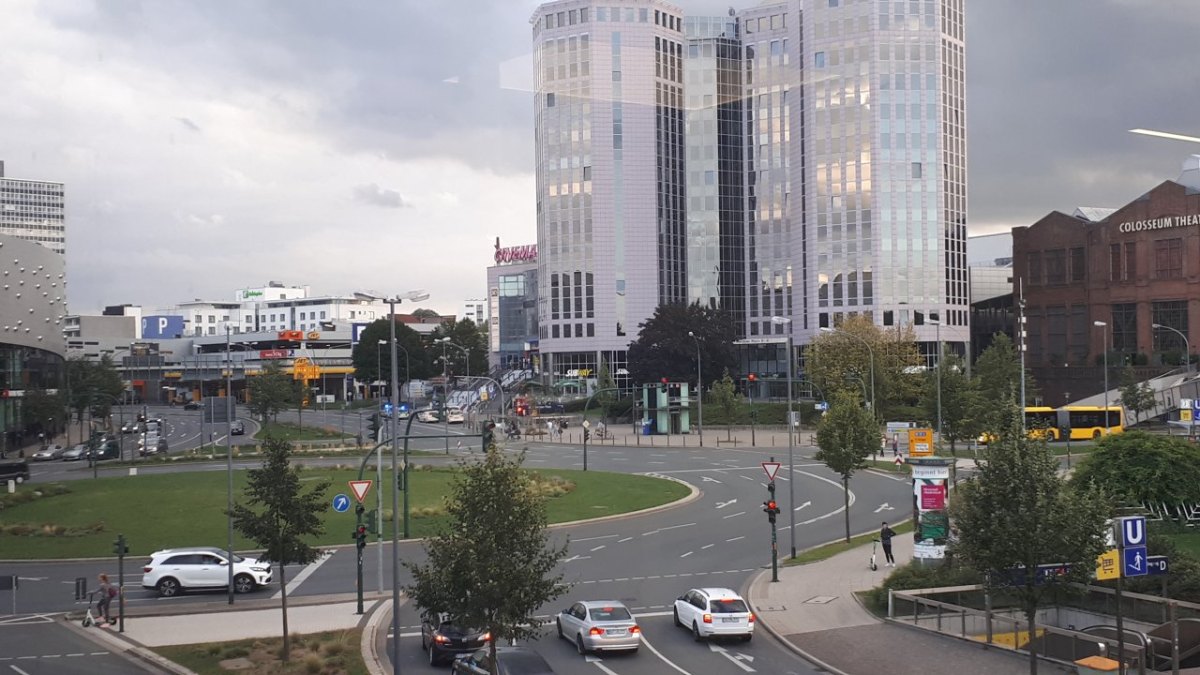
[1026,600,1038,675]
[842,476,851,543]
[279,560,291,661]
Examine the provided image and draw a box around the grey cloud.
[353,183,411,209]
[175,117,201,132]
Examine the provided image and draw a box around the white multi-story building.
[152,283,392,337]
[460,299,488,326]
[0,161,66,255]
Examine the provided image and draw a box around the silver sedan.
[31,444,65,461]
[556,600,641,655]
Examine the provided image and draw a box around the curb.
[361,599,388,675]
[60,615,198,675]
[743,567,853,675]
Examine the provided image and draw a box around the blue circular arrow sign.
[332,493,351,513]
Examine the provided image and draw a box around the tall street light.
[376,340,386,400]
[225,326,235,605]
[687,331,703,447]
[769,316,797,558]
[1094,320,1109,430]
[1153,323,1192,373]
[357,288,429,675]
[819,326,876,416]
[929,319,943,446]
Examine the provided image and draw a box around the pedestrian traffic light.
[353,525,367,551]
[369,413,380,439]
[763,500,779,524]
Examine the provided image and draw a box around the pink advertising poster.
[920,483,946,510]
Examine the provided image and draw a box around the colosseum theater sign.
[1117,213,1200,233]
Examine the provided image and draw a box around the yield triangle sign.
[761,462,781,482]
[349,480,373,503]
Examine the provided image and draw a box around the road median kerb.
[61,614,199,675]
[362,598,389,675]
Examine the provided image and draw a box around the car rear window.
[710,598,748,614]
[589,606,632,621]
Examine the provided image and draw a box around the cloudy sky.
[2,0,1197,315]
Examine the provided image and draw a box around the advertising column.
[911,458,951,562]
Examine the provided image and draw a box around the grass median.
[0,464,689,559]
[784,520,916,566]
[154,629,366,675]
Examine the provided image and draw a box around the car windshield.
[589,606,632,621]
[710,599,748,614]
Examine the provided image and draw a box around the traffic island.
[152,627,368,675]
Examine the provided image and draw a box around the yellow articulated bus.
[981,406,1125,443]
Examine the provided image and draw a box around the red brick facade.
[1012,180,1200,369]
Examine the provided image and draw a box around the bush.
[862,560,982,611]
[303,655,323,673]
[0,483,71,511]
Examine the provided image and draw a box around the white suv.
[142,547,272,597]
[672,587,755,641]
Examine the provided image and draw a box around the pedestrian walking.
[880,521,897,567]
[891,437,899,457]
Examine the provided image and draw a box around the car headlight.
[251,566,270,572]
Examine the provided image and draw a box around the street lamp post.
[376,340,386,400]
[1094,321,1110,432]
[929,319,943,446]
[688,331,703,447]
[770,316,797,558]
[819,326,876,416]
[1153,323,1192,374]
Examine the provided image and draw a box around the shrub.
[862,560,982,611]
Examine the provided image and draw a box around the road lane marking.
[10,665,32,675]
[585,655,621,675]
[722,511,745,519]
[639,633,694,675]
[573,534,621,543]
[617,537,633,543]
[709,643,756,672]
[680,551,693,558]
[641,522,695,536]
[715,499,737,509]
[701,544,714,550]
[726,536,745,542]
[272,550,334,599]
[795,500,812,511]
[590,545,606,552]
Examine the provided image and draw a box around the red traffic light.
[748,373,757,382]
[660,377,669,384]
[767,500,777,511]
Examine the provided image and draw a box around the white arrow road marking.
[11,664,33,675]
[874,502,895,512]
[737,654,755,663]
[273,550,334,599]
[715,499,737,509]
[701,476,723,484]
[642,523,696,536]
[639,634,694,675]
[794,500,812,512]
[560,554,592,563]
[585,655,621,675]
[709,643,756,672]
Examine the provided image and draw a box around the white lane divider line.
[272,550,334,599]
[590,545,606,552]
[722,511,745,519]
[639,633,694,675]
[701,544,714,550]
[726,536,745,542]
[680,551,693,558]
[617,537,633,543]
[573,534,621,543]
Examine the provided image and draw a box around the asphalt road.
[5,411,912,673]
[0,616,152,674]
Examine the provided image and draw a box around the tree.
[229,437,329,662]
[595,364,618,419]
[411,308,440,319]
[428,318,488,378]
[247,361,298,423]
[805,316,924,418]
[64,356,126,440]
[20,387,66,439]
[351,318,436,393]
[950,401,1109,675]
[405,450,570,674]
[919,351,982,456]
[1071,431,1200,516]
[709,370,740,441]
[815,391,878,542]
[973,333,1040,438]
[627,303,738,386]
[1116,366,1156,424]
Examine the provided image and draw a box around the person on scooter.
[94,573,116,624]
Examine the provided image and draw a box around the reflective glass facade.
[0,163,66,255]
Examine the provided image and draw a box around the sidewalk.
[748,535,1073,675]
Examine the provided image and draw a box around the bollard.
[6,479,13,494]
[887,588,894,618]
[128,467,138,477]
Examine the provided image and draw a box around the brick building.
[1012,156,1200,402]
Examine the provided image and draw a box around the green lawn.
[0,466,689,559]
[154,629,367,675]
[1163,531,1200,558]
[257,421,346,441]
[785,520,915,566]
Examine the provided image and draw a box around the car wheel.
[233,574,255,594]
[421,630,428,650]
[1092,429,1102,440]
[741,633,753,643]
[672,607,682,627]
[156,577,181,598]
[692,622,704,642]
[576,634,587,655]
[428,644,439,666]
[556,618,563,639]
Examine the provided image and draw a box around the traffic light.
[364,509,378,535]
[583,428,591,442]
[659,377,668,393]
[763,500,779,524]
[369,413,380,439]
[767,481,776,498]
[748,373,757,383]
[353,525,367,551]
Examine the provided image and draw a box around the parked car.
[673,588,754,641]
[451,646,555,675]
[417,408,440,423]
[446,407,465,424]
[183,401,202,411]
[0,460,30,484]
[556,600,641,654]
[230,420,245,436]
[61,444,89,461]
[31,444,66,461]
[141,546,272,597]
[421,613,491,666]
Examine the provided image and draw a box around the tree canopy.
[950,401,1109,674]
[627,303,738,386]
[709,370,741,441]
[1116,366,1156,424]
[405,451,569,674]
[428,318,489,378]
[918,351,982,456]
[1070,431,1200,512]
[805,316,923,418]
[247,361,299,421]
[815,390,878,542]
[65,355,125,423]
[351,318,437,388]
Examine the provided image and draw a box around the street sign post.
[332,494,351,513]
[1112,515,1147,675]
[761,461,781,482]
[349,480,373,503]
[1096,549,1120,581]
[1119,516,1146,549]
[1123,546,1148,578]
[1147,555,1169,576]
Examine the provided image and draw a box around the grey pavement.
[749,534,1075,675]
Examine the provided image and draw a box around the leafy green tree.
[405,450,570,674]
[1071,431,1200,515]
[19,387,66,445]
[351,318,436,394]
[816,391,878,542]
[411,308,441,319]
[64,356,126,440]
[248,361,299,423]
[595,364,618,419]
[627,303,738,385]
[950,401,1109,675]
[428,318,489,380]
[229,437,329,662]
[709,370,740,440]
[806,316,924,418]
[1116,366,1156,424]
[919,352,982,456]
